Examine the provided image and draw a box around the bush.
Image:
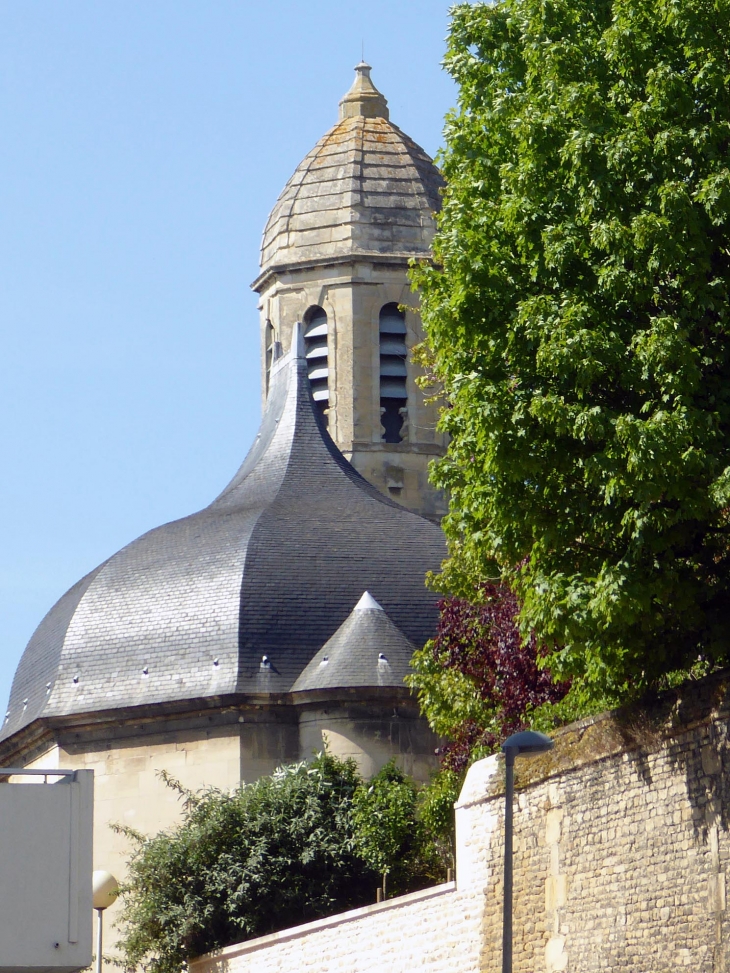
[114,753,449,973]
[351,760,444,897]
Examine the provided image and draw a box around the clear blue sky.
[0,2,456,713]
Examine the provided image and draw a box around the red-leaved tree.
[409,584,570,772]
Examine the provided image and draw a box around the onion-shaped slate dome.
[1,326,445,743]
[258,61,444,276]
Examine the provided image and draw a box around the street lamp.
[92,870,119,973]
[501,729,554,973]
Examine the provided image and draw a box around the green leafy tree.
[114,754,448,973]
[351,761,444,898]
[417,768,462,871]
[412,0,730,705]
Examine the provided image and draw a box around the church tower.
[0,67,448,965]
[252,63,447,521]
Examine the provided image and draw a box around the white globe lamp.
[92,870,119,973]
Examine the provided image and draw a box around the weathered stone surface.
[259,116,441,270]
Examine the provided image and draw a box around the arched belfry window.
[379,303,407,443]
[303,306,329,423]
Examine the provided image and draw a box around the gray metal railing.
[0,768,77,782]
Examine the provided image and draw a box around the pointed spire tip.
[355,591,383,612]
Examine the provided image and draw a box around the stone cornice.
[251,252,435,293]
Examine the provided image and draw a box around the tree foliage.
[412,0,730,704]
[114,753,446,973]
[351,760,442,895]
[408,584,570,770]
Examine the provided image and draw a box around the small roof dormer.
[291,591,417,693]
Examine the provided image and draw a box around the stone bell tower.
[251,63,447,522]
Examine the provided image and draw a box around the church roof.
[255,63,443,284]
[292,591,417,693]
[2,326,445,742]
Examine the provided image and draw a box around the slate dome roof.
[257,63,444,279]
[2,326,445,742]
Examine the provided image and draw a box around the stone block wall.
[191,674,730,973]
[190,883,477,973]
[475,718,730,973]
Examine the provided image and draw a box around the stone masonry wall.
[190,884,469,973]
[475,716,730,973]
[191,674,730,973]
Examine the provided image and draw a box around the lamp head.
[92,870,119,911]
[501,730,553,756]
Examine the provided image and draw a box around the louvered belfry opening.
[303,306,329,424]
[379,303,407,443]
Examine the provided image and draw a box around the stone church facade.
[0,65,447,961]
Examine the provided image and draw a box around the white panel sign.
[0,769,93,973]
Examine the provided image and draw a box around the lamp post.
[92,870,119,973]
[501,730,554,973]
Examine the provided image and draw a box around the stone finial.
[339,62,389,121]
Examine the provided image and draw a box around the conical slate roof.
[292,591,417,693]
[256,63,443,281]
[2,327,445,741]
